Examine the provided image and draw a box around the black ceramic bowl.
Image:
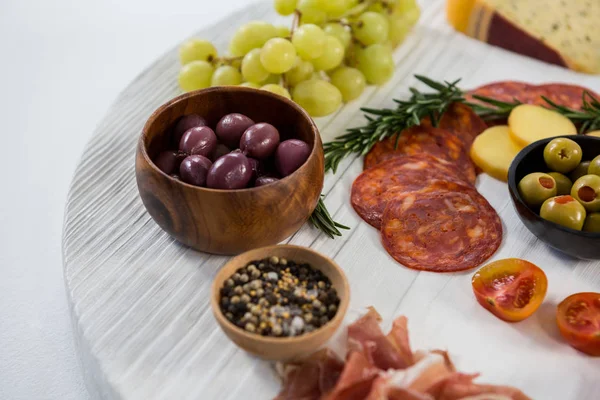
[508,135,600,259]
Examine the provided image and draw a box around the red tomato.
[471,258,548,322]
[556,292,600,356]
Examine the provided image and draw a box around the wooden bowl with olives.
[210,245,350,361]
[136,87,324,255]
[508,135,600,259]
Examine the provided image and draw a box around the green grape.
[274,0,297,16]
[211,65,242,86]
[315,0,349,15]
[292,24,327,60]
[275,25,291,38]
[240,82,261,89]
[242,48,270,83]
[323,23,352,49]
[329,67,366,102]
[229,21,277,56]
[284,58,314,86]
[297,0,327,25]
[178,61,214,92]
[264,74,282,84]
[179,39,217,65]
[311,36,345,71]
[366,3,386,12]
[388,15,411,47]
[353,12,389,45]
[292,79,342,117]
[395,0,421,25]
[260,38,297,74]
[357,43,394,85]
[261,84,292,99]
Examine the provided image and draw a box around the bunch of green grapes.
[177,0,420,118]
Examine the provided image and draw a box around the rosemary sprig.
[309,196,350,239]
[324,75,600,173]
[324,75,465,173]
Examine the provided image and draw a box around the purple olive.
[179,126,217,158]
[212,144,231,161]
[207,152,252,189]
[173,114,207,143]
[255,176,279,187]
[248,158,260,181]
[155,150,182,175]
[275,139,311,177]
[216,113,255,148]
[179,155,213,186]
[240,123,280,159]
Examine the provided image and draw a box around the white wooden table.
[63,0,600,398]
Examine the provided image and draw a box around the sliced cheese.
[508,104,577,147]
[447,0,600,74]
[470,125,522,182]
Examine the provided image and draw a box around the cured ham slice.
[323,351,381,400]
[275,309,530,400]
[275,349,344,400]
[347,308,413,370]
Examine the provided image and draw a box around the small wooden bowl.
[135,87,324,255]
[508,135,600,259]
[211,245,350,361]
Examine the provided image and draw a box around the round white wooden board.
[63,1,600,398]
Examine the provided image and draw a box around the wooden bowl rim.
[508,134,600,238]
[210,244,350,345]
[138,86,321,193]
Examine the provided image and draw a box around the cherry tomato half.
[472,258,548,322]
[556,292,600,356]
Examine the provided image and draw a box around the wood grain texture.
[136,88,324,255]
[63,1,600,399]
[210,245,349,361]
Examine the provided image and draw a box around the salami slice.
[467,81,540,105]
[351,156,470,228]
[363,126,476,184]
[468,81,599,110]
[381,188,502,272]
[437,103,488,146]
[538,83,600,110]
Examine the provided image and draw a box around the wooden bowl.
[210,245,350,361]
[508,135,600,259]
[135,87,324,255]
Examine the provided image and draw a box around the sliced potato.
[586,130,600,137]
[508,104,577,147]
[470,125,522,182]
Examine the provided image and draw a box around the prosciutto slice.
[347,308,413,370]
[275,309,531,400]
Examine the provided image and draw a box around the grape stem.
[291,10,301,35]
[212,55,243,66]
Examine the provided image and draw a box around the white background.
[0,1,248,398]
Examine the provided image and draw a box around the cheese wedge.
[447,0,600,74]
[470,125,522,182]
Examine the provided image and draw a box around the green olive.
[569,161,591,182]
[583,212,600,232]
[571,174,600,212]
[543,138,583,173]
[540,195,586,230]
[518,172,557,207]
[547,172,572,196]
[588,155,600,176]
